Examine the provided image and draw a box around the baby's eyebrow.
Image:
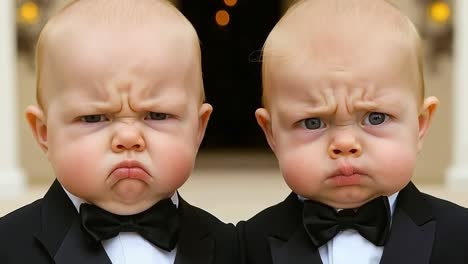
[352,101,379,111]
[352,98,407,114]
[66,100,119,113]
[298,104,336,117]
[303,100,382,116]
[135,96,188,110]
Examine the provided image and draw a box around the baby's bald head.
[35,0,202,109]
[262,0,424,107]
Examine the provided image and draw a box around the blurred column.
[0,0,26,198]
[446,0,468,189]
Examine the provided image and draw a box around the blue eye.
[146,112,169,120]
[80,115,108,123]
[364,112,388,125]
[301,118,325,130]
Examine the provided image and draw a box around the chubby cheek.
[277,146,325,197]
[147,135,197,195]
[372,139,417,195]
[49,137,107,199]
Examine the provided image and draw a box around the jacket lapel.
[54,216,111,264]
[380,182,435,264]
[268,193,323,264]
[269,229,323,264]
[174,195,214,264]
[34,180,111,264]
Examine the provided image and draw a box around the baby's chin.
[93,179,165,215]
[324,196,380,209]
[304,188,384,209]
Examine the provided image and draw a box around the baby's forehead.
[36,0,203,108]
[263,1,420,80]
[279,0,411,30]
[46,0,194,41]
[266,0,415,56]
[54,0,186,25]
[40,0,200,73]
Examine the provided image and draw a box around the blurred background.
[1,0,467,223]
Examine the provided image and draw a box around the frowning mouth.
[108,160,152,185]
[327,165,367,186]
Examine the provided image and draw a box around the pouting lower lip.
[108,167,152,185]
[112,160,149,174]
[108,160,151,184]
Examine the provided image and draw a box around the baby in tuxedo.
[238,0,468,264]
[0,0,238,263]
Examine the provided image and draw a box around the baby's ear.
[25,105,49,153]
[417,96,439,152]
[196,103,213,146]
[255,108,276,152]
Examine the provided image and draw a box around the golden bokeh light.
[428,1,451,24]
[19,1,40,25]
[224,0,238,7]
[215,10,230,27]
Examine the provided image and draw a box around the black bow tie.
[302,196,391,247]
[80,198,180,251]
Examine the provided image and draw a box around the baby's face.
[258,32,437,208]
[32,24,211,214]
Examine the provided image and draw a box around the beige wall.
[18,0,452,184]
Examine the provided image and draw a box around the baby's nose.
[111,124,145,152]
[328,133,362,159]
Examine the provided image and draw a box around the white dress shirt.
[300,193,398,264]
[63,186,178,264]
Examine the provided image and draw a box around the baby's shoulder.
[181,200,236,235]
[0,199,44,249]
[238,192,301,233]
[181,201,239,261]
[420,192,468,222]
[0,199,43,229]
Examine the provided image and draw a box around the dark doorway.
[179,0,281,149]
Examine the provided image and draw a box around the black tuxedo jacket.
[238,182,468,264]
[0,180,238,264]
